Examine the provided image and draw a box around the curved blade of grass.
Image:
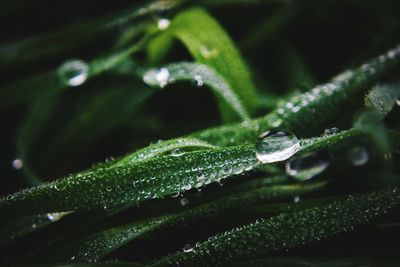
[152,187,400,267]
[169,7,259,121]
[43,181,326,262]
[365,83,400,118]
[142,62,250,120]
[190,44,400,146]
[0,0,178,67]
[0,128,361,214]
[0,34,150,108]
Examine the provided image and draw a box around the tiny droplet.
[58,59,89,87]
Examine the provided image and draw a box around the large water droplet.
[348,146,369,166]
[11,158,23,170]
[255,130,300,163]
[157,18,170,30]
[58,59,89,87]
[143,67,170,88]
[285,151,330,181]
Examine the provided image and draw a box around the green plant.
[1,1,400,266]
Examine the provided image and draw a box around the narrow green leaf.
[46,182,325,262]
[191,44,400,146]
[142,62,251,120]
[0,128,361,214]
[153,187,400,267]
[169,7,259,121]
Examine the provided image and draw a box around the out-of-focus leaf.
[365,83,400,118]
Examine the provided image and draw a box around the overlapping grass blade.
[153,187,400,267]
[142,62,250,120]
[42,182,326,262]
[169,7,259,121]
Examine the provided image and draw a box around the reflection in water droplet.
[180,198,189,206]
[324,127,340,135]
[183,244,193,252]
[12,158,23,170]
[143,67,170,88]
[58,59,89,87]
[157,18,170,30]
[348,146,369,166]
[255,130,300,163]
[285,151,330,181]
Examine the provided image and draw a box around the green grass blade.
[169,7,259,121]
[44,182,325,262]
[152,187,400,267]
[142,62,251,120]
[0,128,361,214]
[191,44,400,146]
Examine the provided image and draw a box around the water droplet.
[157,18,170,30]
[58,59,89,87]
[396,99,400,106]
[11,158,23,170]
[46,212,67,222]
[171,148,184,157]
[180,198,189,206]
[171,192,180,198]
[143,67,170,88]
[294,196,301,203]
[348,146,369,166]
[324,127,339,135]
[255,130,300,163]
[196,173,205,182]
[183,244,193,253]
[193,74,203,87]
[285,151,330,181]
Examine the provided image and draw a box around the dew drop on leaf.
[255,130,300,163]
[348,146,369,166]
[58,59,89,87]
[193,74,203,87]
[324,127,340,135]
[285,151,331,181]
[143,67,170,88]
[183,244,193,253]
[171,148,185,157]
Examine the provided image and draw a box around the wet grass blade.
[0,128,361,214]
[142,62,251,120]
[152,187,400,267]
[42,182,325,262]
[169,7,259,121]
